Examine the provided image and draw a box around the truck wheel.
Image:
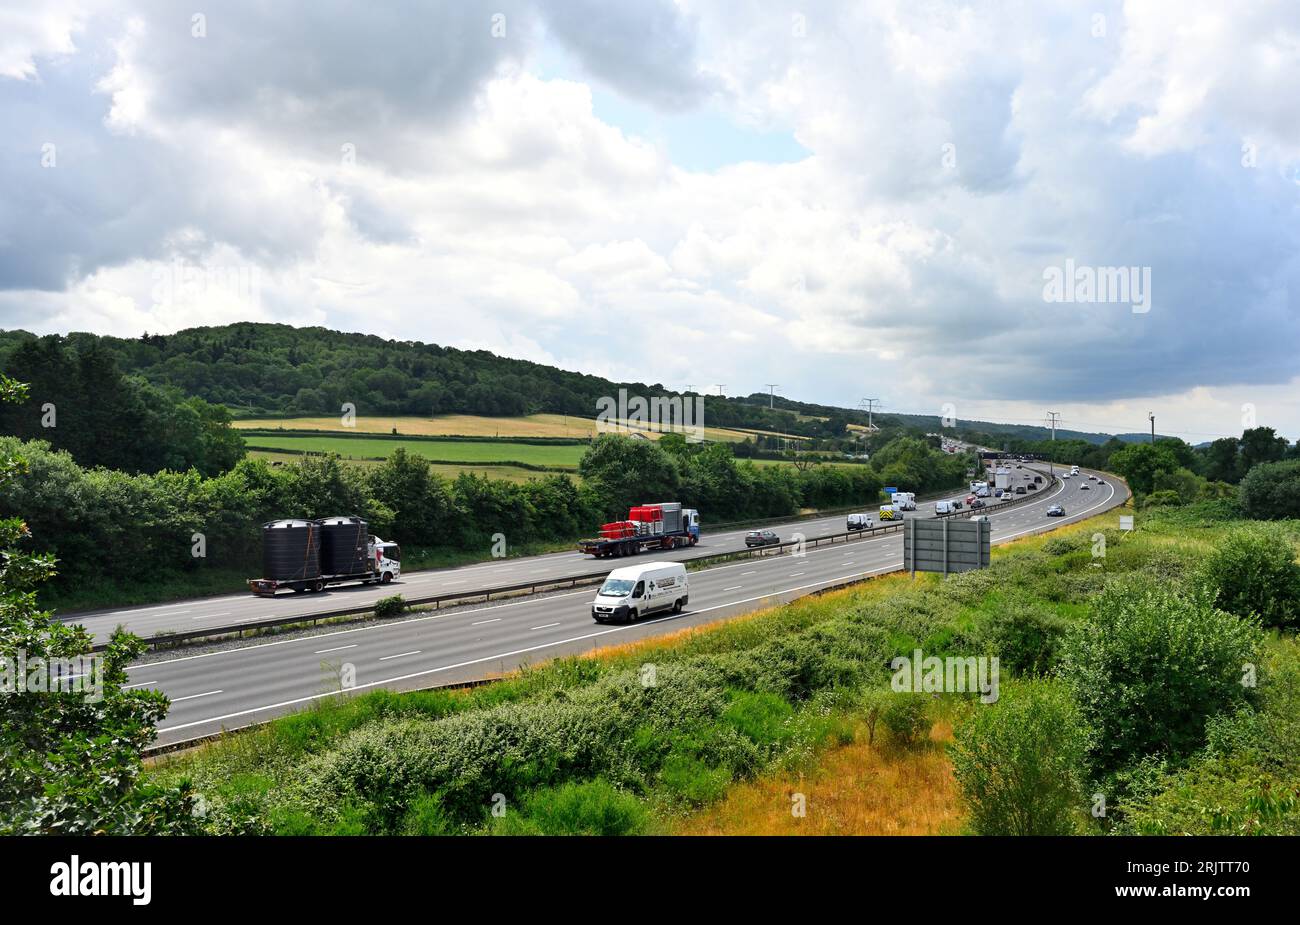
[312,580,324,593]
[381,572,393,584]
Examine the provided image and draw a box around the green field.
[242,434,586,468]
[247,450,575,484]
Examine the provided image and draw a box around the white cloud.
[3,0,1300,440]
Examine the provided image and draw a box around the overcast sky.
[3,1,1299,441]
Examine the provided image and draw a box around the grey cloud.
[539,0,715,109]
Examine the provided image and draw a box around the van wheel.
[673,598,684,614]
[626,609,638,623]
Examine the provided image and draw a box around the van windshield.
[599,578,635,597]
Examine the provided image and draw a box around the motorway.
[128,467,1128,746]
[73,483,1028,644]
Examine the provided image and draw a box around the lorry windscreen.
[599,579,635,597]
[380,545,401,561]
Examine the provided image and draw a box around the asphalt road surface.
[72,476,1037,643]
[131,466,1127,746]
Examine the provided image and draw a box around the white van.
[934,500,956,515]
[591,561,688,623]
[847,513,874,531]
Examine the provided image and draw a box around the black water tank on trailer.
[318,516,370,576]
[262,519,321,581]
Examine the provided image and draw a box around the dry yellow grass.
[233,413,786,443]
[673,720,964,836]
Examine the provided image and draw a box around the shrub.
[950,681,1086,835]
[722,691,794,746]
[1240,459,1300,520]
[1059,578,1262,779]
[401,792,456,835]
[880,694,929,748]
[492,779,647,836]
[374,594,406,618]
[1142,489,1183,509]
[967,603,1070,677]
[1197,524,1300,628]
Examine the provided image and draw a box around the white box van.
[591,561,688,623]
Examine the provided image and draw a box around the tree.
[0,374,199,834]
[578,435,681,519]
[1202,437,1241,483]
[1108,442,1179,495]
[1151,467,1205,504]
[1240,427,1290,473]
[1239,459,1300,520]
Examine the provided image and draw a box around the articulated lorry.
[248,516,402,596]
[579,502,700,558]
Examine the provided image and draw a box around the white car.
[1080,482,1090,490]
[1062,473,1071,479]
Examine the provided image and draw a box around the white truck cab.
[591,561,688,623]
[370,537,402,584]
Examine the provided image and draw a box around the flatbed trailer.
[578,531,697,559]
[579,501,700,558]
[247,568,394,596]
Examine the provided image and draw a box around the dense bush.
[1059,578,1262,779]
[1240,460,1300,520]
[965,600,1070,677]
[487,779,648,836]
[880,694,929,747]
[950,681,1086,835]
[1197,525,1300,628]
[373,595,406,619]
[1141,489,1183,509]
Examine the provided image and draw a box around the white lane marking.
[157,478,1118,743]
[140,474,1086,678]
[171,689,222,703]
[314,644,357,654]
[123,682,154,690]
[379,650,421,661]
[191,611,232,621]
[158,568,898,734]
[127,586,597,669]
[789,571,805,577]
[722,585,744,592]
[114,603,201,616]
[471,618,501,626]
[530,622,562,631]
[843,562,855,566]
